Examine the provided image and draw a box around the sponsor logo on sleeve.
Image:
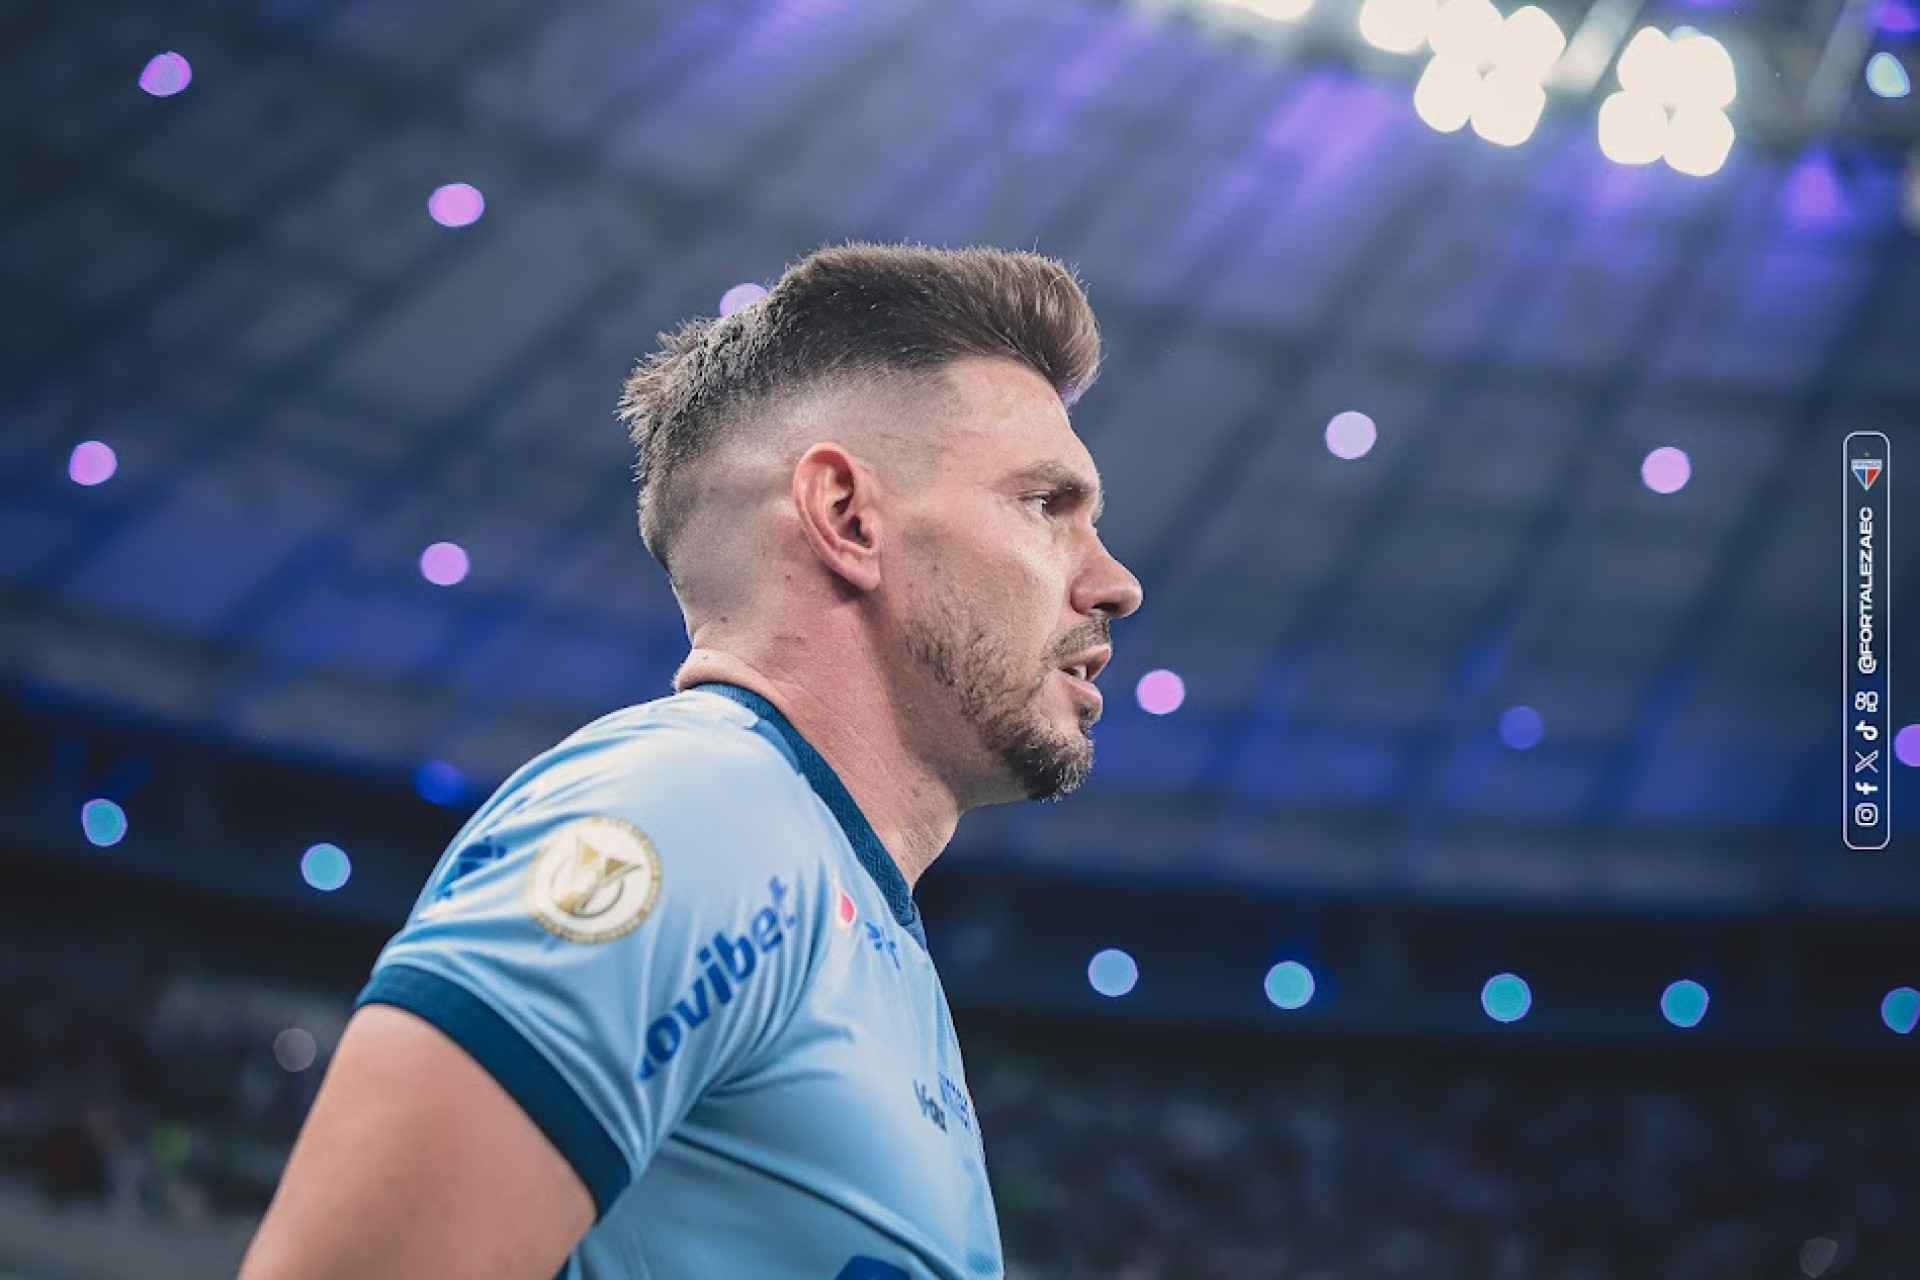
[637,875,796,1083]
[524,817,662,944]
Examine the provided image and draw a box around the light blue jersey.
[355,683,1003,1280]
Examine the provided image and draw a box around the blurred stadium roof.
[2,0,1916,912]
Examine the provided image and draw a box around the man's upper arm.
[243,725,829,1276]
[239,1003,594,1280]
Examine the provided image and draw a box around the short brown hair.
[617,241,1103,583]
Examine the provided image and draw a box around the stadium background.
[3,0,1919,1274]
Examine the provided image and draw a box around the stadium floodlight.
[1667,31,1736,108]
[1472,68,1547,144]
[1597,90,1667,163]
[1663,104,1734,175]
[1429,0,1505,64]
[1615,27,1677,101]
[1359,0,1440,54]
[1494,5,1567,81]
[1414,54,1480,131]
[1601,25,1737,174]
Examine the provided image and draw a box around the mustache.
[1054,628,1110,662]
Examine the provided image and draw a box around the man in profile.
[241,242,1144,1279]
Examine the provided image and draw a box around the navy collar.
[693,682,926,949]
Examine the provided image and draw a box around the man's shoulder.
[409,687,831,930]
[518,685,796,800]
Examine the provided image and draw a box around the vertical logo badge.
[833,882,858,932]
[1853,458,1883,490]
[525,816,662,943]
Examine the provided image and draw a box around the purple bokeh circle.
[428,183,486,228]
[69,441,117,486]
[139,52,192,98]
[1136,669,1186,716]
[420,541,471,586]
[1642,446,1692,494]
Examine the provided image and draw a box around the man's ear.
[791,442,883,593]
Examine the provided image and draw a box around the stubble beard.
[900,596,1094,804]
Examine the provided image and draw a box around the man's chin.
[1011,726,1092,801]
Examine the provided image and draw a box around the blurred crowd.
[980,1042,1920,1280]
[0,923,318,1228]
[3,923,1916,1279]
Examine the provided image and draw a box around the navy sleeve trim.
[356,962,631,1220]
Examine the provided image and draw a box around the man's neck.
[672,648,959,887]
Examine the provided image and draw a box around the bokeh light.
[1597,91,1667,164]
[1800,1236,1840,1279]
[1883,987,1920,1035]
[1325,410,1378,460]
[1358,0,1439,53]
[420,541,470,586]
[1783,155,1847,226]
[1482,972,1532,1022]
[1666,32,1737,108]
[720,283,768,316]
[1136,669,1186,716]
[69,441,118,486]
[1617,27,1678,99]
[415,759,470,805]
[1265,961,1316,1010]
[1088,948,1139,998]
[428,183,485,228]
[273,1028,318,1072]
[1471,70,1547,146]
[1498,704,1544,750]
[301,843,352,892]
[1495,5,1567,80]
[81,799,127,848]
[1414,56,1478,133]
[1661,979,1710,1028]
[1663,105,1734,176]
[1429,0,1504,65]
[1642,445,1692,494]
[1867,51,1911,98]
[139,52,192,98]
[1894,724,1920,767]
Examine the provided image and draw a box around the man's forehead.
[938,357,1103,513]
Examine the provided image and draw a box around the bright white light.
[1866,52,1911,99]
[1616,27,1676,100]
[1415,56,1480,132]
[1664,105,1733,175]
[1472,69,1546,145]
[1615,27,1736,109]
[1597,91,1667,165]
[1429,0,1504,65]
[1494,5,1566,81]
[1668,32,1736,108]
[1359,0,1439,54]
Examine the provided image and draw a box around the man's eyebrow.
[1010,461,1105,523]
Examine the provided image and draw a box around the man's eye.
[1025,493,1058,514]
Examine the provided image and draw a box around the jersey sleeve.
[354,730,835,1220]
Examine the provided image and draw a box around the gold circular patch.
[524,816,662,944]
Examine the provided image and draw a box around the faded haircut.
[616,241,1103,587]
